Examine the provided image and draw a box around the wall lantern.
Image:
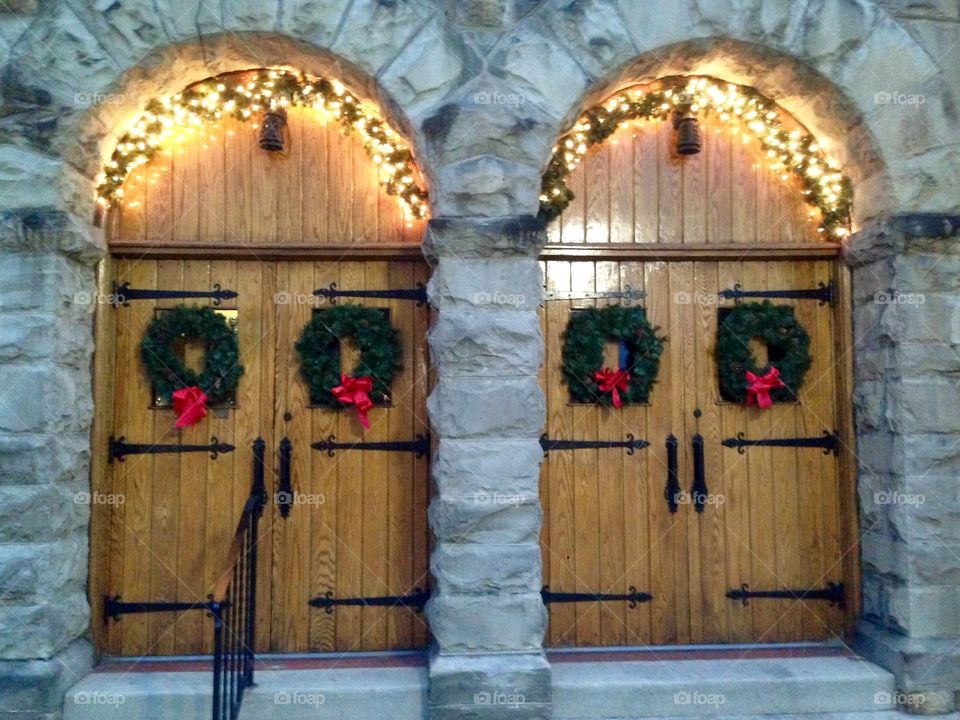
[672,110,702,156]
[259,108,288,152]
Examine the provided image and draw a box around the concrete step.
[552,651,897,718]
[63,657,427,720]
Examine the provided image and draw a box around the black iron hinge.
[103,595,218,622]
[311,434,430,458]
[541,586,653,608]
[112,281,238,307]
[313,282,428,306]
[543,285,646,304]
[719,281,834,306]
[308,589,430,614]
[726,582,845,607]
[721,431,839,455]
[109,436,235,462]
[540,433,649,455]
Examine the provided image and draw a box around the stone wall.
[847,214,960,714]
[0,0,957,718]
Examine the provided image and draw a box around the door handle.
[665,434,680,513]
[691,433,707,513]
[278,437,293,518]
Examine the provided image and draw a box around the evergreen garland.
[295,304,402,408]
[715,302,812,404]
[562,306,665,405]
[140,305,244,405]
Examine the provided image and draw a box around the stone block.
[418,82,556,169]
[432,439,543,498]
[331,0,434,78]
[0,638,92,712]
[427,376,544,439]
[0,482,87,542]
[0,432,89,486]
[429,651,551,708]
[545,0,636,79]
[429,496,542,545]
[0,364,91,434]
[431,542,541,594]
[857,619,960,700]
[0,313,91,365]
[279,0,351,47]
[432,155,542,218]
[0,590,88,659]
[381,16,478,120]
[429,310,543,376]
[891,377,960,433]
[426,591,547,653]
[0,253,97,313]
[424,216,546,260]
[0,534,87,603]
[220,0,281,32]
[428,257,542,310]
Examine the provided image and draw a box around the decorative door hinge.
[109,436,234,462]
[719,281,834,306]
[540,433,649,455]
[721,430,839,455]
[112,281,238,307]
[726,582,844,607]
[540,586,653,608]
[313,282,427,306]
[311,434,430,458]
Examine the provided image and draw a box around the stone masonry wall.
[0,0,957,718]
[847,214,960,714]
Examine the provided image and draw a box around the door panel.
[540,257,850,647]
[100,258,429,656]
[268,259,431,653]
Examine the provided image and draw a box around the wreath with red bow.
[140,305,244,427]
[561,306,665,406]
[715,302,811,405]
[295,305,402,421]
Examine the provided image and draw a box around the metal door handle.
[278,437,293,518]
[691,433,707,513]
[665,434,680,513]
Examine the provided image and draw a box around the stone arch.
[481,0,956,223]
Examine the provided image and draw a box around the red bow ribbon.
[745,367,785,409]
[331,374,374,429]
[594,368,631,408]
[172,386,209,428]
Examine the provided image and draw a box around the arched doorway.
[90,68,431,656]
[539,76,859,647]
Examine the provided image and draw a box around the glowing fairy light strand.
[96,67,428,218]
[539,76,853,238]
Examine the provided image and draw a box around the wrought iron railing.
[210,437,267,720]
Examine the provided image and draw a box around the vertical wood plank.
[328,128,354,243]
[224,118,253,245]
[681,127,707,244]
[559,157,586,244]
[197,121,226,243]
[609,128,635,244]
[276,108,303,244]
[585,143,610,243]
[301,116,329,244]
[171,131,201,243]
[633,122,659,244]
[706,119,733,243]
[658,123,683,244]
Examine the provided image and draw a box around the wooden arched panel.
[107,107,426,248]
[546,115,819,245]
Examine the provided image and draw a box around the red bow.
[331,374,374,429]
[594,368,631,408]
[172,386,209,428]
[745,367,785,409]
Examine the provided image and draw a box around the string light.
[539,75,853,238]
[96,67,428,218]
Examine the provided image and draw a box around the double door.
[97,257,430,656]
[540,256,857,647]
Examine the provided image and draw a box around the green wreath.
[295,304,402,408]
[140,305,244,405]
[715,302,812,403]
[562,306,665,405]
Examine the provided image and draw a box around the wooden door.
[268,259,431,653]
[98,257,430,656]
[540,256,854,647]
